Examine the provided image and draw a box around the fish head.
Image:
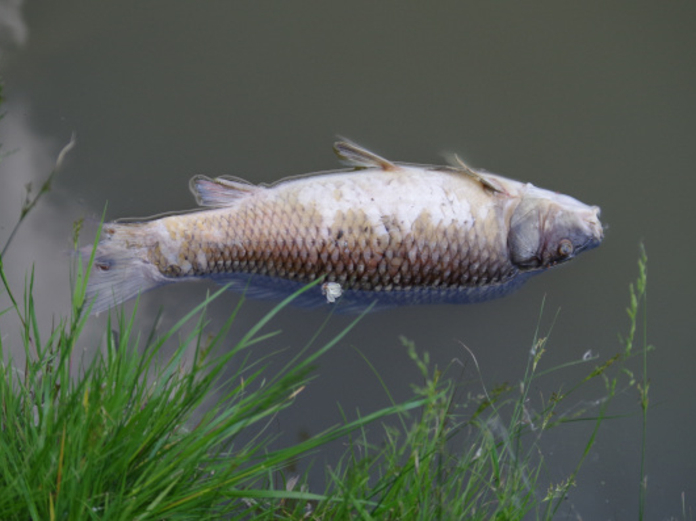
[508,187,603,270]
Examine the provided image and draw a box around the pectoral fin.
[190,175,261,207]
[333,141,398,171]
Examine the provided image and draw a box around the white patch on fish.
[290,167,476,235]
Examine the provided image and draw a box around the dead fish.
[85,141,603,314]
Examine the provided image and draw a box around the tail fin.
[84,222,168,315]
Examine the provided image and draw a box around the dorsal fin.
[333,141,398,171]
[451,154,505,194]
[189,175,261,207]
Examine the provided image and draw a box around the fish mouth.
[578,205,604,253]
[587,214,604,248]
[573,219,603,258]
[576,234,603,256]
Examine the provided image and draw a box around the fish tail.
[83,222,167,315]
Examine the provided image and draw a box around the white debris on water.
[322,282,342,303]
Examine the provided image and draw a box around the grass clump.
[0,248,436,519]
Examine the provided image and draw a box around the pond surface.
[1,1,695,518]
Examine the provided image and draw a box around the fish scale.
[147,193,515,294]
[85,141,603,314]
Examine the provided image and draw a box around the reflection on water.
[0,102,77,348]
[0,0,26,55]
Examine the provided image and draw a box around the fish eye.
[558,239,574,257]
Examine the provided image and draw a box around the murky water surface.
[1,2,695,518]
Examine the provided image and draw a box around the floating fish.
[85,141,603,314]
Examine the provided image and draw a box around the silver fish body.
[86,141,603,314]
